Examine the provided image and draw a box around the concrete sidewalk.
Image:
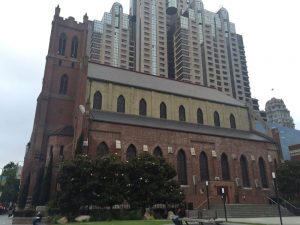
[224,216,300,225]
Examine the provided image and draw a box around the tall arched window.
[214,111,220,127]
[230,114,236,129]
[259,157,268,188]
[139,98,147,116]
[200,152,209,181]
[59,74,68,95]
[71,36,78,58]
[153,146,163,157]
[126,144,136,161]
[117,95,125,113]
[197,108,204,124]
[58,33,67,55]
[177,150,187,185]
[160,102,167,119]
[179,105,186,122]
[97,142,109,157]
[221,153,230,180]
[240,155,250,187]
[93,91,102,110]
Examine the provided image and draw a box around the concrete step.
[210,204,294,218]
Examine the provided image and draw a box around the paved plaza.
[1,214,300,225]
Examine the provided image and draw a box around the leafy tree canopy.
[277,161,300,201]
[0,162,20,204]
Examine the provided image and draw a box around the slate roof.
[49,125,74,137]
[90,110,274,143]
[87,63,246,108]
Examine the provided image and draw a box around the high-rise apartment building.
[88,0,252,103]
[89,3,134,70]
[130,0,169,76]
[169,0,251,102]
[265,98,295,128]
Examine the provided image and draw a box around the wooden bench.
[179,217,224,225]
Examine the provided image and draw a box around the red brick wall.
[87,120,279,208]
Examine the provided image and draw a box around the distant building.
[256,122,300,160]
[265,98,295,128]
[289,144,300,161]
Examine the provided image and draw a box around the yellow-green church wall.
[88,80,250,131]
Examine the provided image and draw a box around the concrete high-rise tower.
[170,0,251,103]
[265,98,295,128]
[89,3,134,70]
[130,0,169,76]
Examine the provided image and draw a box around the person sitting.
[33,211,42,225]
[171,206,185,225]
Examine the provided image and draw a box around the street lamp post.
[272,172,283,225]
[221,187,227,222]
[205,181,210,210]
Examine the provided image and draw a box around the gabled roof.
[87,63,246,108]
[49,125,74,137]
[90,110,274,143]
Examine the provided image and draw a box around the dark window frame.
[200,151,209,181]
[93,91,102,110]
[160,102,167,119]
[117,95,125,113]
[126,144,137,161]
[97,142,109,157]
[259,157,269,188]
[179,105,186,121]
[214,111,220,127]
[240,155,250,187]
[139,98,147,116]
[221,153,230,180]
[177,149,187,185]
[58,33,67,55]
[59,74,68,95]
[197,108,204,124]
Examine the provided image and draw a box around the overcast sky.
[0,0,300,169]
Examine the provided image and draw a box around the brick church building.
[21,5,281,209]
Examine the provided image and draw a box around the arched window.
[259,157,268,188]
[221,153,230,180]
[126,144,136,161]
[93,91,102,110]
[200,152,209,181]
[117,95,125,113]
[179,105,186,122]
[59,74,68,95]
[197,108,204,124]
[240,155,250,187]
[177,149,187,185]
[139,98,147,116]
[230,114,236,129]
[153,146,163,157]
[97,142,109,157]
[71,36,78,58]
[58,33,67,55]
[160,102,167,119]
[214,111,220,127]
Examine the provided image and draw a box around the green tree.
[93,154,128,211]
[127,153,184,212]
[56,155,94,214]
[277,161,300,201]
[0,162,20,204]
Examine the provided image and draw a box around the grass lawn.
[67,220,171,225]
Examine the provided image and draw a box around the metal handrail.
[264,194,300,215]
